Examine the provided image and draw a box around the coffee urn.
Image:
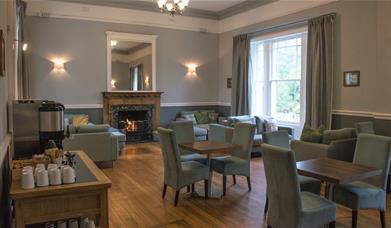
[39,101,65,152]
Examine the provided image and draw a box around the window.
[250,28,307,128]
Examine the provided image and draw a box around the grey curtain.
[305,14,336,129]
[16,0,30,99]
[231,34,250,115]
[137,64,144,90]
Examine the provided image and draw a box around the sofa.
[62,114,126,165]
[291,128,357,162]
[175,110,223,141]
[209,115,293,153]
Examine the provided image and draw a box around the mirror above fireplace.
[106,32,158,92]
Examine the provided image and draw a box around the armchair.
[291,128,357,162]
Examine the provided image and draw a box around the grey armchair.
[210,123,256,196]
[158,127,209,206]
[262,144,336,228]
[169,121,208,164]
[332,134,391,228]
[355,121,375,135]
[262,131,321,214]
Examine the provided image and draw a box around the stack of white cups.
[21,166,35,189]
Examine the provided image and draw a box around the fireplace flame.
[124,119,137,132]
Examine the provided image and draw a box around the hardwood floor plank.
[103,142,390,227]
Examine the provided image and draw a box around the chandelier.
[157,0,189,16]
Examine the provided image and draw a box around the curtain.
[16,0,30,99]
[231,34,251,115]
[305,14,336,129]
[137,64,144,90]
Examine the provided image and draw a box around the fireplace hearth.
[112,105,153,142]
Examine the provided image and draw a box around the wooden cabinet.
[10,151,111,228]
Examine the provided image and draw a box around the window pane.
[272,37,302,80]
[270,80,301,123]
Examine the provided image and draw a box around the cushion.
[195,111,210,124]
[333,181,386,210]
[72,115,89,126]
[180,153,208,164]
[264,118,278,132]
[77,124,110,133]
[300,192,336,226]
[194,126,208,137]
[208,112,219,123]
[182,113,197,126]
[110,131,126,142]
[230,115,256,125]
[210,156,247,175]
[196,124,210,131]
[322,128,355,144]
[300,124,326,143]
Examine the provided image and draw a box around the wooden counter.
[10,151,111,228]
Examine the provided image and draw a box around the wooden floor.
[102,143,391,227]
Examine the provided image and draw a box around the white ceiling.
[139,0,247,12]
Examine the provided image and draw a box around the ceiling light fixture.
[157,0,189,16]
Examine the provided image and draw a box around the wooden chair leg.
[264,196,268,214]
[352,210,358,228]
[174,190,180,206]
[204,179,209,199]
[191,183,195,193]
[187,185,190,192]
[233,175,236,185]
[247,176,251,191]
[162,184,167,199]
[380,210,386,228]
[223,176,227,196]
[387,175,391,193]
[329,221,336,228]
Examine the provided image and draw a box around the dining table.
[179,141,241,199]
[296,158,382,198]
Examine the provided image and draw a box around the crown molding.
[218,0,278,20]
[332,109,391,120]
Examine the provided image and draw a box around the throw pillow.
[195,112,210,124]
[300,124,326,143]
[72,115,89,126]
[182,113,197,125]
[264,118,278,132]
[208,112,219,123]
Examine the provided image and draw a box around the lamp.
[53,59,65,71]
[187,64,197,76]
[157,0,189,16]
[111,40,117,47]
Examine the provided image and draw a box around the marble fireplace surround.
[102,92,163,131]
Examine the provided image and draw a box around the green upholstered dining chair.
[158,127,209,206]
[262,144,336,228]
[169,121,208,164]
[332,134,391,228]
[210,123,256,196]
[262,131,322,214]
[355,121,375,135]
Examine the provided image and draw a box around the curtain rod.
[245,12,336,38]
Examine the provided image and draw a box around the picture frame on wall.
[343,71,360,87]
[0,30,5,77]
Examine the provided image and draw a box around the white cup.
[36,163,46,170]
[62,166,76,184]
[23,166,33,172]
[49,168,62,185]
[34,167,44,181]
[21,170,35,189]
[87,220,95,228]
[47,163,58,170]
[36,169,49,187]
[68,219,79,228]
[57,220,67,228]
[52,157,63,166]
[80,217,89,228]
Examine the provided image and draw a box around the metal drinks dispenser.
[39,101,65,151]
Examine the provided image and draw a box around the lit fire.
[124,119,137,132]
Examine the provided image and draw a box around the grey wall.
[218,0,389,115]
[26,16,220,105]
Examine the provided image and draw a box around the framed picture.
[343,71,360,87]
[227,78,232,88]
[0,30,5,77]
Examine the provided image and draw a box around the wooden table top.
[10,151,111,199]
[296,158,382,185]
[179,141,241,155]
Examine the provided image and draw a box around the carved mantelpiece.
[102,92,163,130]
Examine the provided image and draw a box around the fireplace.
[112,105,153,142]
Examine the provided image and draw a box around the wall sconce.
[111,79,117,88]
[144,75,150,87]
[22,43,28,51]
[53,59,65,71]
[110,40,117,47]
[187,64,197,76]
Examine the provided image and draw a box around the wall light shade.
[22,43,28,51]
[110,40,117,47]
[187,64,197,76]
[111,79,117,88]
[53,59,65,70]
